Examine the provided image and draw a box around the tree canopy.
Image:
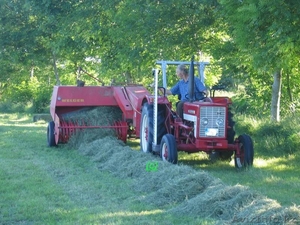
[1,0,300,119]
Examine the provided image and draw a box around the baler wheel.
[160,134,178,164]
[234,134,254,169]
[47,121,56,147]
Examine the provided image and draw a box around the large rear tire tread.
[156,105,167,139]
[140,103,167,153]
[219,109,235,161]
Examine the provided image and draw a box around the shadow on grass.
[178,151,234,171]
[89,209,214,225]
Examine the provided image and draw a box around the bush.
[232,94,270,117]
[0,101,29,113]
[1,77,52,113]
[31,87,52,113]
[234,113,260,136]
[251,115,300,157]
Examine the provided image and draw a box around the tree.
[218,0,300,121]
[96,0,220,86]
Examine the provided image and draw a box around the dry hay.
[131,164,223,208]
[65,107,300,224]
[62,106,122,126]
[139,171,222,207]
[226,198,300,225]
[170,184,259,221]
[73,136,300,224]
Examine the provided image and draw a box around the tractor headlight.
[201,118,208,126]
[216,118,224,126]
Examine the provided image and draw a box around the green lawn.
[179,152,300,206]
[1,113,299,224]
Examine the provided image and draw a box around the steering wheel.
[158,86,166,96]
[184,91,207,101]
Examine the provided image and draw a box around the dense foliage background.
[1,0,300,119]
[1,2,300,222]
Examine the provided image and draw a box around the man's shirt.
[170,77,206,101]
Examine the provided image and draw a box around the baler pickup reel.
[58,113,128,144]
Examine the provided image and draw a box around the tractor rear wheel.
[160,134,178,164]
[140,103,166,153]
[140,103,154,153]
[47,121,56,147]
[234,134,254,169]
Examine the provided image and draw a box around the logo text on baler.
[61,99,84,102]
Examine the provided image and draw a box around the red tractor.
[47,58,254,169]
[140,59,253,169]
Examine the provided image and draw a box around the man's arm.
[160,82,179,96]
[165,89,172,95]
[195,78,207,93]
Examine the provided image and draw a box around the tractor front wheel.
[234,134,254,169]
[160,134,178,164]
[47,121,56,147]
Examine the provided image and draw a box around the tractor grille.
[199,106,226,138]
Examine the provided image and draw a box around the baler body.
[49,85,150,145]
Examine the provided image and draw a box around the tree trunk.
[271,70,282,121]
[30,67,34,78]
[286,72,293,102]
[52,51,61,86]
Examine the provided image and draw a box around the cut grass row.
[179,152,300,207]
[0,114,213,225]
[127,112,300,207]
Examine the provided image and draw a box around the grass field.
[0,114,213,224]
[1,113,300,224]
[178,151,300,207]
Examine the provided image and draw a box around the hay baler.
[47,84,154,146]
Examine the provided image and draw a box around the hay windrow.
[141,172,222,207]
[65,108,300,224]
[230,198,300,225]
[77,136,121,157]
[170,185,259,220]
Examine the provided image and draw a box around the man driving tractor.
[165,64,207,119]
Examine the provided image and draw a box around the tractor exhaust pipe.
[188,56,195,102]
